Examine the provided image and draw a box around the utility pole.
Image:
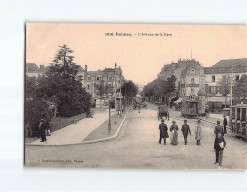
[114,62,117,110]
[119,66,122,117]
[114,63,117,123]
[191,47,192,60]
[230,64,233,106]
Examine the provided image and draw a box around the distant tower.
[191,48,192,60]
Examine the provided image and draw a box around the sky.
[26,23,247,85]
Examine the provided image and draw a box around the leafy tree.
[233,74,247,103]
[25,98,52,131]
[35,45,92,117]
[47,44,79,77]
[218,75,231,107]
[96,80,109,109]
[141,75,176,104]
[121,80,138,105]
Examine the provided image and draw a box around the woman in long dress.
[195,119,202,145]
[170,121,178,145]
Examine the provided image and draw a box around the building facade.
[180,60,205,97]
[204,58,247,105]
[82,65,124,101]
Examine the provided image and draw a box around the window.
[191,78,195,84]
[96,76,102,81]
[211,86,216,94]
[87,76,91,80]
[191,88,194,95]
[190,69,195,75]
[108,76,111,81]
[235,75,239,81]
[212,75,215,82]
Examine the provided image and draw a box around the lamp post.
[108,94,112,135]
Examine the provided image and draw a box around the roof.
[77,65,85,72]
[231,104,247,108]
[26,63,40,72]
[85,70,115,77]
[207,96,230,104]
[213,58,247,68]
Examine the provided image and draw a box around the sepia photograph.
[24,23,247,170]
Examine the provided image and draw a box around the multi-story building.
[180,60,205,97]
[83,65,124,102]
[159,59,205,97]
[204,58,247,97]
[159,58,247,106]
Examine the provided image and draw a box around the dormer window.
[108,76,111,81]
[190,69,195,75]
[87,76,91,80]
[96,75,102,81]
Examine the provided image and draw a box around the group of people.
[158,119,202,146]
[25,119,51,143]
[158,117,227,166]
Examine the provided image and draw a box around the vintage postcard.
[25,23,247,169]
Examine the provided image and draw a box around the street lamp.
[108,94,112,135]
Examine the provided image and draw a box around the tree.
[121,80,138,105]
[141,75,176,104]
[35,45,92,117]
[47,44,79,77]
[96,80,109,109]
[25,75,52,131]
[25,98,52,131]
[233,74,247,104]
[218,75,231,107]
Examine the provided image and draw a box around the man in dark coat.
[214,121,224,136]
[223,115,228,134]
[181,120,191,145]
[39,119,47,142]
[159,119,169,145]
[214,133,226,166]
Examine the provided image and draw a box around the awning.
[173,98,182,103]
[207,96,231,105]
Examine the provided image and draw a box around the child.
[214,133,226,166]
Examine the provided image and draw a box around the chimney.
[85,65,87,72]
[40,64,45,71]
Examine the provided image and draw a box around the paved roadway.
[25,103,247,169]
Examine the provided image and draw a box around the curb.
[25,109,130,147]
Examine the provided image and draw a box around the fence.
[49,113,87,132]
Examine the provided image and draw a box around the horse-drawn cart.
[158,105,169,120]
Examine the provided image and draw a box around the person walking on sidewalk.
[195,120,202,145]
[223,115,228,134]
[39,119,47,142]
[25,123,32,137]
[214,121,224,136]
[159,119,169,145]
[170,121,178,145]
[214,133,226,166]
[181,120,191,145]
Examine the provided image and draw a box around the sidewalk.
[29,109,116,146]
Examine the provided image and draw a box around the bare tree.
[218,75,231,108]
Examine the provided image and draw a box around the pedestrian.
[138,103,141,113]
[170,121,178,145]
[223,115,228,134]
[195,119,202,145]
[181,120,191,145]
[159,119,169,145]
[25,123,32,137]
[39,119,47,142]
[205,106,209,118]
[46,121,51,136]
[214,120,224,136]
[214,133,226,166]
